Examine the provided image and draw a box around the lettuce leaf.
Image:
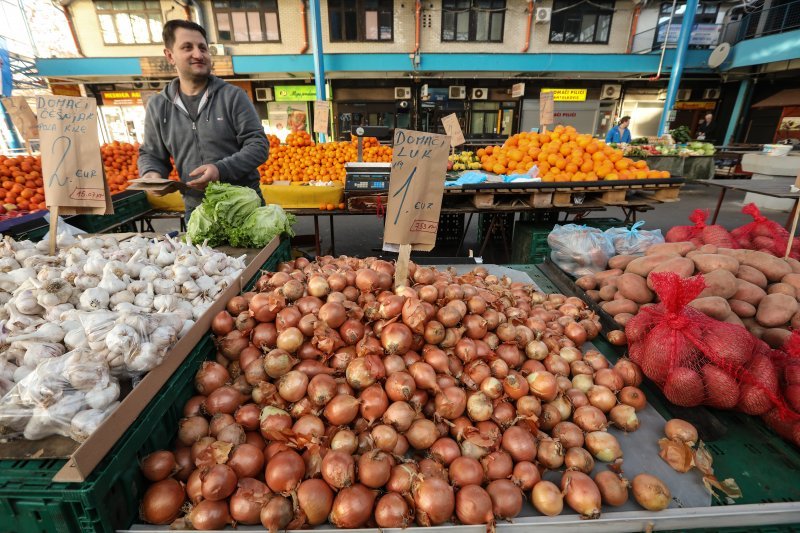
[203,182,261,229]
[228,205,296,248]
[186,202,225,246]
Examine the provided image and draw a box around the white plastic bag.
[548,224,615,277]
[605,221,664,256]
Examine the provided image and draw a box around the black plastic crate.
[436,213,465,245]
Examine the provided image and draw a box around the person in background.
[605,116,632,144]
[696,112,714,141]
[138,19,268,220]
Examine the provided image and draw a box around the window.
[654,2,719,46]
[442,0,505,42]
[549,0,614,44]
[213,1,281,43]
[95,1,163,45]
[329,0,393,42]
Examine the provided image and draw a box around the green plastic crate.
[0,237,291,533]
[511,217,626,265]
[69,191,150,234]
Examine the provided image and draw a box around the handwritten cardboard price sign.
[0,96,38,143]
[313,100,330,135]
[37,95,111,214]
[540,91,554,128]
[441,113,465,148]
[383,129,450,257]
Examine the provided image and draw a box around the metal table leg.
[329,215,336,256]
[711,188,727,224]
[456,212,474,256]
[313,215,321,257]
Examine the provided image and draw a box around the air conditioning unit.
[147,80,165,90]
[420,84,429,99]
[209,43,226,56]
[677,89,692,101]
[600,84,622,100]
[449,85,466,99]
[255,88,274,102]
[703,88,721,100]
[471,87,489,100]
[395,87,411,99]
[535,7,551,22]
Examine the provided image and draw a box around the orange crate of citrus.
[0,154,46,213]
[259,133,392,185]
[477,125,670,182]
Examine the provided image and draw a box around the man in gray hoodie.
[138,19,268,219]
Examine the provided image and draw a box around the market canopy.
[751,88,800,108]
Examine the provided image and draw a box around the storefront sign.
[50,83,83,97]
[441,113,465,147]
[674,101,716,110]
[0,96,38,141]
[139,56,233,77]
[275,85,317,101]
[313,100,330,134]
[540,91,554,126]
[36,95,112,216]
[541,88,587,102]
[383,129,450,252]
[512,83,526,98]
[658,23,721,46]
[101,91,143,106]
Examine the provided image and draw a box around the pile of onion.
[140,258,670,528]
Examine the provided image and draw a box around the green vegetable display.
[670,126,692,143]
[187,183,295,248]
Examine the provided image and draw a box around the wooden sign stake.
[785,201,800,259]
[394,244,412,289]
[48,205,59,256]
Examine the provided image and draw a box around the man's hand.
[187,164,220,190]
[140,170,174,196]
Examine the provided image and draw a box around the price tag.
[1,96,38,143]
[511,83,525,98]
[37,95,112,215]
[540,91,554,127]
[441,113,465,147]
[383,129,450,253]
[313,100,330,134]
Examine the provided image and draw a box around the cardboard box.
[45,237,281,482]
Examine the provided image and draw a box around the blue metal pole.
[724,79,752,146]
[308,0,327,142]
[657,0,699,136]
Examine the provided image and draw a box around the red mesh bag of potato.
[626,272,793,416]
[761,332,800,445]
[665,209,707,243]
[731,203,790,257]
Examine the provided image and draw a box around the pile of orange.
[478,125,670,182]
[259,135,392,184]
[102,141,180,194]
[0,155,46,212]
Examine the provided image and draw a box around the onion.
[217,422,246,445]
[385,372,416,402]
[330,428,358,454]
[549,393,573,421]
[517,395,542,417]
[276,327,304,353]
[387,463,418,493]
[496,344,523,369]
[141,451,176,482]
[583,351,609,371]
[537,438,565,470]
[202,464,238,501]
[482,450,514,480]
[220,330,249,360]
[527,371,558,402]
[229,478,270,525]
[561,470,602,519]
[607,329,627,346]
[503,372,529,400]
[383,400,416,432]
[573,405,607,432]
[572,373,594,392]
[614,358,644,387]
[264,349,296,378]
[437,305,461,328]
[360,383,389,423]
[532,480,563,516]
[265,450,305,493]
[235,312,256,335]
[183,396,205,417]
[539,403,562,431]
[587,385,617,413]
[463,315,489,340]
[346,355,385,390]
[435,386,467,420]
[595,368,624,392]
[564,322,588,345]
[413,476,455,526]
[195,362,230,395]
[227,295,249,315]
[566,388,589,408]
[295,296,323,315]
[307,374,337,406]
[585,431,623,462]
[565,447,595,474]
[408,361,439,392]
[619,386,647,411]
[174,448,193,481]
[486,479,524,519]
[375,492,413,528]
[324,394,360,425]
[501,426,537,462]
[292,414,325,440]
[322,450,356,489]
[330,483,377,528]
[296,479,334,526]
[371,424,399,452]
[276,370,308,403]
[552,421,584,449]
[664,419,698,446]
[211,311,234,336]
[595,470,629,507]
[245,431,266,450]
[226,443,264,479]
[525,340,548,360]
[188,499,232,530]
[178,416,209,446]
[632,473,671,511]
[511,461,540,490]
[610,404,640,432]
[339,318,365,345]
[406,418,439,450]
[455,484,494,525]
[358,450,392,488]
[381,322,413,355]
[140,478,185,524]
[260,495,293,533]
[259,406,292,441]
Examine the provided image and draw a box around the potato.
[613,291,626,300]
[732,279,767,306]
[598,275,620,289]
[723,313,745,328]
[692,254,739,275]
[585,289,601,303]
[595,269,623,283]
[645,242,694,256]
[576,275,597,291]
[608,255,637,270]
[793,311,800,330]
[741,317,764,338]
[737,264,768,289]
[614,313,635,327]
[697,269,738,299]
[598,285,618,301]
[738,250,793,282]
[601,298,639,316]
[646,257,695,289]
[788,258,800,274]
[728,299,756,318]
[756,293,799,327]
[626,254,678,277]
[616,273,654,304]
[781,273,800,292]
[688,296,731,321]
[767,283,797,298]
[762,328,792,349]
[697,244,719,254]
[717,248,745,258]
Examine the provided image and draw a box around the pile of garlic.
[0,233,246,441]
